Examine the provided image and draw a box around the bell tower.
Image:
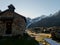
[8,4,15,12]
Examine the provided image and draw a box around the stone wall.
[0,11,26,36]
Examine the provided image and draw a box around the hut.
[0,4,26,36]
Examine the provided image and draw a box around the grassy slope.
[0,35,39,45]
[26,30,51,44]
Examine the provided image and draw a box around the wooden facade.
[0,4,26,36]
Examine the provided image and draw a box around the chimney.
[8,4,15,12]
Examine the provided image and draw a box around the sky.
[0,0,60,18]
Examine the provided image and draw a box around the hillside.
[27,10,60,28]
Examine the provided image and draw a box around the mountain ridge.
[27,10,60,28]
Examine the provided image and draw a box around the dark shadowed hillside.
[28,10,60,28]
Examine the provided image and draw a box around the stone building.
[0,4,26,36]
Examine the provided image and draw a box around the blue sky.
[0,0,60,18]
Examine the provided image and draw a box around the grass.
[35,33,51,42]
[26,30,51,45]
[0,35,39,45]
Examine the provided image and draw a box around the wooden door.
[6,22,12,34]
